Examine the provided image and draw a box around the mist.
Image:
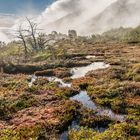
[36,0,140,35]
[37,0,117,35]
[1,0,140,42]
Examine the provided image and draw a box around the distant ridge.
[85,0,140,34]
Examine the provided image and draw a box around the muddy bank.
[1,59,92,74]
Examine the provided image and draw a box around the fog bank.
[1,0,140,42]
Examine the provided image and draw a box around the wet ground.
[29,61,125,140]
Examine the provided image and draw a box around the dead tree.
[17,26,28,59]
[37,33,47,50]
[16,18,39,54]
[37,33,57,50]
[16,17,59,62]
[26,17,39,51]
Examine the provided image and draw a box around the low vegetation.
[0,25,140,139]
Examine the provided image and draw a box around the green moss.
[10,94,39,112]
[33,51,51,62]
[0,99,11,120]
[125,64,140,81]
[79,108,112,128]
[68,122,139,140]
[54,88,78,99]
[69,127,96,140]
[0,125,46,140]
[126,108,140,115]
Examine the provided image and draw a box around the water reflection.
[71,62,109,79]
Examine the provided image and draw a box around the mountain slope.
[39,0,140,35]
[38,0,115,34]
[86,0,140,34]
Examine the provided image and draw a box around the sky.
[0,0,54,15]
[0,0,116,43]
[1,0,140,42]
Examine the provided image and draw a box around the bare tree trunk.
[23,38,28,58]
[17,26,28,60]
[26,17,38,51]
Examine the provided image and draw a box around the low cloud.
[37,0,116,34]
[1,0,140,42]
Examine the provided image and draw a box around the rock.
[68,30,77,40]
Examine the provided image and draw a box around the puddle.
[60,91,125,140]
[47,77,71,87]
[28,62,125,140]
[29,62,109,87]
[71,62,109,79]
[29,63,125,123]
[60,121,79,140]
[28,75,37,87]
[60,120,106,140]
[70,91,97,109]
[70,91,125,122]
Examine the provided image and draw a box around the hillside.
[38,0,140,35]
[87,0,140,34]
